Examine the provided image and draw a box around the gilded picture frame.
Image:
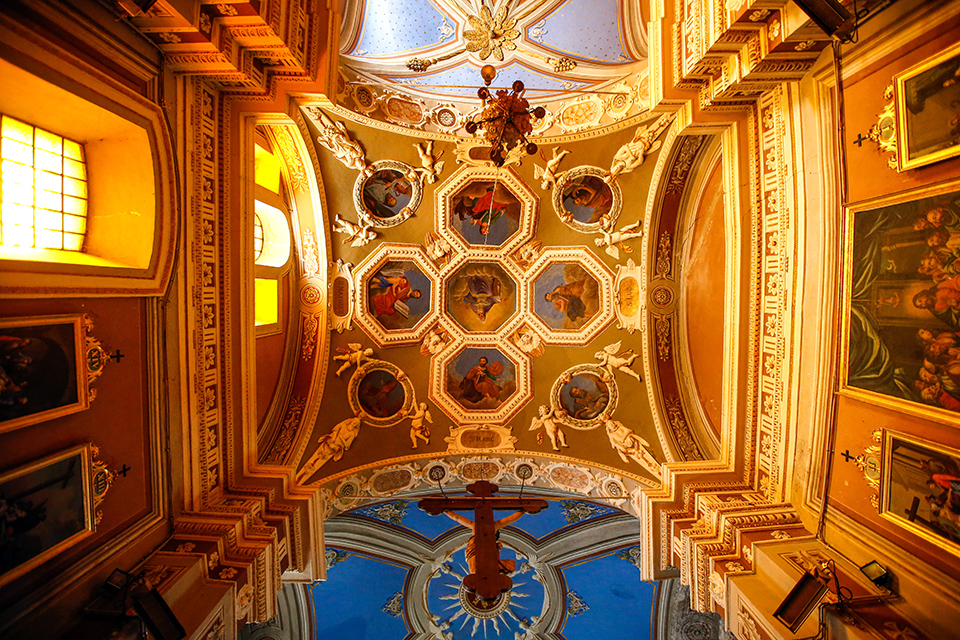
[894,41,960,171]
[353,160,421,228]
[0,443,96,587]
[0,314,97,434]
[879,430,960,558]
[839,179,960,424]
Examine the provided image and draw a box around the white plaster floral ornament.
[464,5,520,61]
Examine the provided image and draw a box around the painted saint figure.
[457,274,503,322]
[459,357,503,404]
[454,185,512,236]
[369,271,422,320]
[544,278,589,323]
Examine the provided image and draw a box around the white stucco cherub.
[529,404,568,451]
[424,232,452,265]
[420,327,447,356]
[407,402,433,449]
[333,214,378,247]
[533,147,569,191]
[595,220,643,260]
[604,113,674,184]
[595,340,642,382]
[513,326,544,357]
[414,140,445,184]
[600,413,659,475]
[333,342,374,377]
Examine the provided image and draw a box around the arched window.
[252,135,292,333]
[1,115,88,251]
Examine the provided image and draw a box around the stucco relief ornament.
[533,147,569,191]
[528,404,569,451]
[594,220,643,260]
[604,113,674,184]
[464,5,520,62]
[414,141,445,184]
[514,240,542,269]
[600,414,660,476]
[305,107,370,173]
[406,402,433,449]
[333,342,375,377]
[333,214,378,247]
[512,325,544,357]
[424,231,453,266]
[296,415,363,483]
[420,326,448,356]
[595,340,642,382]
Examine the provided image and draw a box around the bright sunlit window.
[254,213,264,261]
[0,114,88,251]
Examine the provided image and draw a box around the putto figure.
[595,340,642,382]
[529,404,568,451]
[333,343,374,377]
[407,402,433,449]
[333,214,378,247]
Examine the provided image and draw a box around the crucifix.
[419,480,547,600]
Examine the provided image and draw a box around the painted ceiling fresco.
[296,104,682,487]
[335,0,649,137]
[313,497,654,640]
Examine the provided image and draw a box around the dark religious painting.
[367,261,432,330]
[881,431,960,557]
[560,173,615,226]
[0,315,86,433]
[361,169,413,221]
[533,263,601,330]
[450,180,522,247]
[559,372,610,421]
[446,262,517,333]
[357,369,406,419]
[897,43,960,170]
[445,347,517,412]
[0,444,94,587]
[843,185,960,418]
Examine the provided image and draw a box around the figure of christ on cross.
[419,480,548,601]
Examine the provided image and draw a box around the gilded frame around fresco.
[838,178,960,425]
[894,41,960,171]
[879,429,960,559]
[0,314,93,434]
[0,443,96,587]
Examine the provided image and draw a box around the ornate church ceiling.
[334,0,649,137]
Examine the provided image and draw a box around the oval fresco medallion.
[551,364,619,430]
[450,180,523,247]
[366,260,432,331]
[348,360,415,427]
[533,262,601,331]
[445,262,518,333]
[445,347,518,413]
[554,166,622,232]
[354,160,421,227]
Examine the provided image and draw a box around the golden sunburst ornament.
[464,5,520,61]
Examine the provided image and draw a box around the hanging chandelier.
[464,65,545,167]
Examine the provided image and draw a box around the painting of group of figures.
[845,186,960,417]
[882,432,960,556]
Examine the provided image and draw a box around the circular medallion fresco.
[554,166,622,232]
[348,360,415,427]
[445,346,518,412]
[551,364,620,430]
[354,160,421,226]
[445,262,518,333]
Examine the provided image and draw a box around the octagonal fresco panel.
[450,180,522,247]
[366,260,431,331]
[533,262,600,331]
[445,347,518,412]
[445,262,517,332]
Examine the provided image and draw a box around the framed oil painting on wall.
[879,430,960,558]
[840,180,960,422]
[0,314,95,434]
[0,443,96,587]
[895,41,960,171]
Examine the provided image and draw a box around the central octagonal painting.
[445,347,518,412]
[445,262,517,332]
